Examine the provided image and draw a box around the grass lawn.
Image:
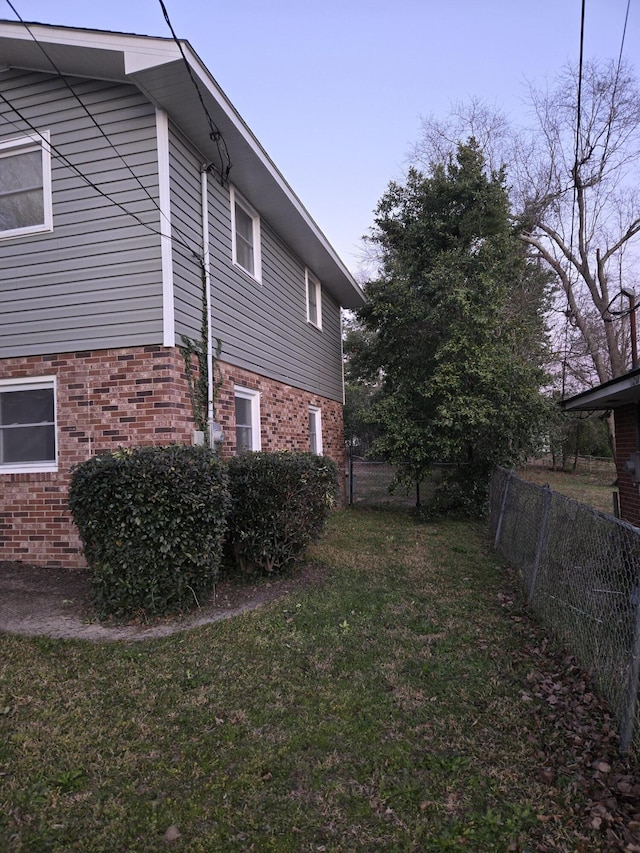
[0,508,634,851]
[517,459,618,516]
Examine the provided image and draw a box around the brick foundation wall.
[614,404,640,526]
[215,361,345,472]
[1,349,345,567]
[1,347,194,567]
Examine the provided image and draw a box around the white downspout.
[201,165,214,442]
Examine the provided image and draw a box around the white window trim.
[0,375,58,473]
[234,385,262,452]
[305,268,322,329]
[0,130,53,241]
[230,185,262,283]
[309,405,323,455]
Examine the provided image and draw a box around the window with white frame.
[0,377,57,471]
[234,386,261,453]
[308,406,323,455]
[0,132,53,239]
[305,268,322,329]
[230,186,261,282]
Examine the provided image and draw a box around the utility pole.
[622,290,638,369]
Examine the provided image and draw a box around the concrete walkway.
[0,560,309,643]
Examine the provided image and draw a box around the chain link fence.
[527,453,616,479]
[345,457,425,507]
[490,466,640,754]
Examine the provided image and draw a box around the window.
[234,386,261,453]
[230,186,261,282]
[0,377,57,472]
[0,132,52,239]
[306,269,322,329]
[309,406,323,455]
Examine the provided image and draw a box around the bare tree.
[410,60,640,390]
[410,96,515,177]
[520,59,640,385]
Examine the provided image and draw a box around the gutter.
[201,164,215,440]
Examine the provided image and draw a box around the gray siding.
[0,70,163,358]
[168,125,205,339]
[169,126,344,402]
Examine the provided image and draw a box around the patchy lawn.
[1,508,638,851]
[518,460,618,516]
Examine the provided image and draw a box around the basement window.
[309,405,323,455]
[234,386,261,453]
[0,377,57,472]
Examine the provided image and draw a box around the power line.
[561,0,587,398]
[157,0,232,185]
[616,0,631,74]
[601,0,632,165]
[0,91,186,251]
[3,0,200,261]
[572,0,586,192]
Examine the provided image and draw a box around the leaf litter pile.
[502,577,640,852]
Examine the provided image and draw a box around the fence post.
[621,591,640,753]
[493,468,514,550]
[528,484,552,605]
[348,453,354,506]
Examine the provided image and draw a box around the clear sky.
[2,0,637,276]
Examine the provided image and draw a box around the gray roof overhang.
[0,21,365,309]
[562,366,640,411]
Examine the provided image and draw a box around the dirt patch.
[0,560,327,643]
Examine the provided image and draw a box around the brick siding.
[614,404,640,525]
[1,348,345,566]
[216,361,345,468]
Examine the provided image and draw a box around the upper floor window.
[0,377,57,472]
[234,386,262,453]
[309,406,323,455]
[0,132,53,239]
[306,269,322,329]
[230,186,262,282]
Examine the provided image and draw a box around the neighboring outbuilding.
[0,21,365,566]
[562,368,640,525]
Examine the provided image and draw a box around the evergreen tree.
[358,140,551,511]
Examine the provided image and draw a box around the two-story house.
[0,20,365,567]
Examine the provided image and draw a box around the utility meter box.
[624,451,640,484]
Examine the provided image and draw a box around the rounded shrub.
[68,445,230,619]
[225,451,339,575]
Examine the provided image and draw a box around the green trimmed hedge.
[68,445,230,618]
[225,451,339,574]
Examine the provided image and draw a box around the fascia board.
[562,371,640,411]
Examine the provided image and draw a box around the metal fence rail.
[490,466,640,753]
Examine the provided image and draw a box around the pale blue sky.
[2,0,637,275]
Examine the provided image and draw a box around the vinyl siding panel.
[169,126,344,402]
[167,125,205,339]
[0,69,163,358]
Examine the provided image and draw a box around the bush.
[68,445,230,619]
[225,451,339,574]
[416,465,489,520]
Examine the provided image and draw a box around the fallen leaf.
[163,825,181,844]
